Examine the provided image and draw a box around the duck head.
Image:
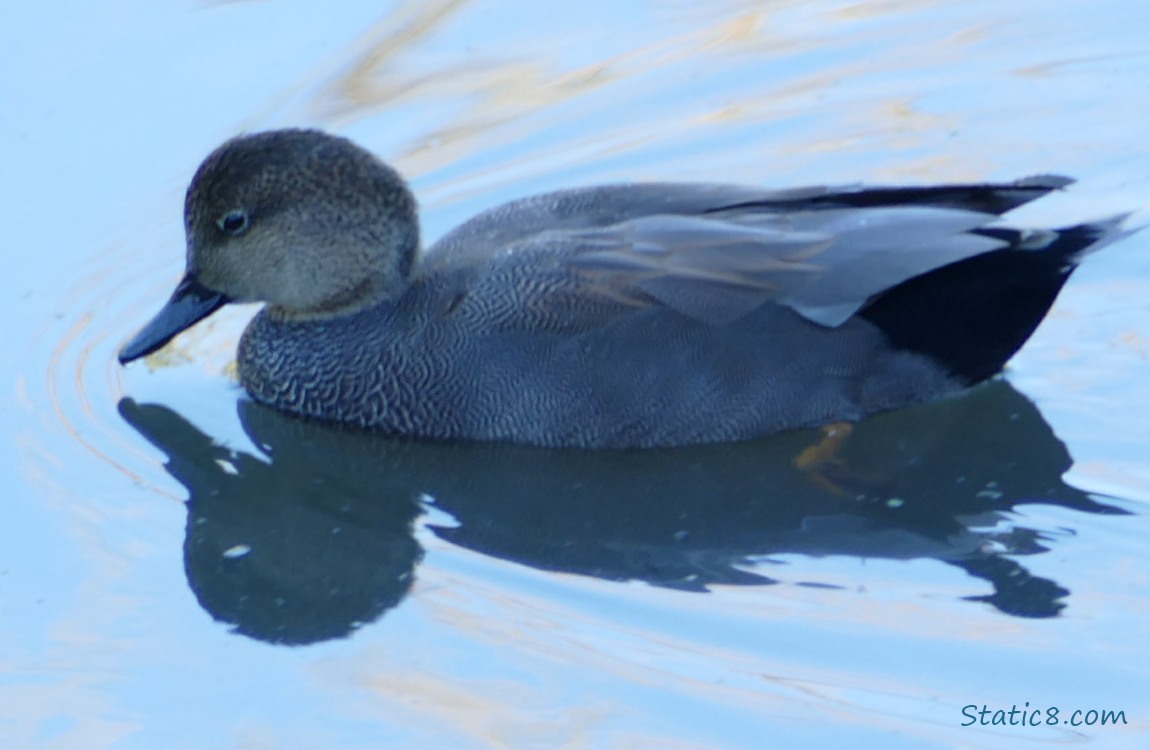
[119,129,418,364]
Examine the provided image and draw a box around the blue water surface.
[3,1,1150,747]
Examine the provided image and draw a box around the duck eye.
[217,210,250,236]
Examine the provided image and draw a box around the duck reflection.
[119,380,1124,645]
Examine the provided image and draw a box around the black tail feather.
[860,216,1126,385]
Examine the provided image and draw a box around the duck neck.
[268,265,414,322]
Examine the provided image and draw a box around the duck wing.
[441,176,1073,330]
[566,204,1015,326]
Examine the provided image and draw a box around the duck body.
[238,274,956,448]
[120,130,1132,449]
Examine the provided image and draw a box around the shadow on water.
[119,380,1125,645]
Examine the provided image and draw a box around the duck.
[119,128,1131,449]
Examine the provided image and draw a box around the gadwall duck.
[119,129,1131,448]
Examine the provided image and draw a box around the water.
[4,0,1150,747]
